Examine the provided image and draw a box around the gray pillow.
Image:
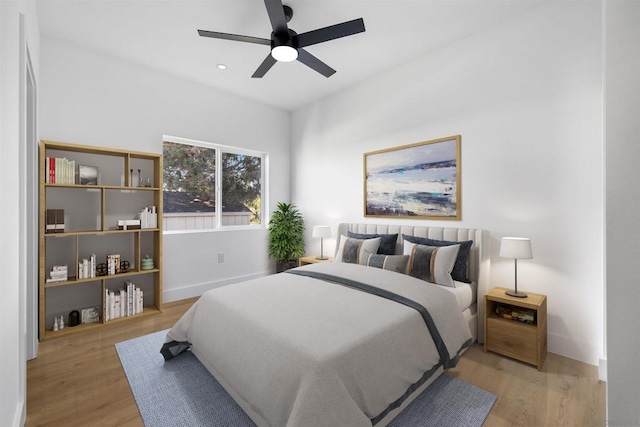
[403,241,460,288]
[334,235,381,264]
[402,234,473,283]
[360,254,409,274]
[347,232,398,255]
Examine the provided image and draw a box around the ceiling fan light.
[271,45,298,62]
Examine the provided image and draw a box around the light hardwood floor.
[26,297,606,426]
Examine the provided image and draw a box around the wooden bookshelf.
[39,140,163,341]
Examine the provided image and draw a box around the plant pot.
[276,260,298,273]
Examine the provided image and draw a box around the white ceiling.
[36,0,545,112]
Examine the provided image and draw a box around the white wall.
[0,1,40,425]
[292,2,603,365]
[605,0,640,424]
[39,37,291,302]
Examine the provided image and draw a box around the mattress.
[443,280,477,312]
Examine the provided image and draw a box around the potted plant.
[268,202,305,272]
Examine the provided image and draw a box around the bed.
[162,223,490,426]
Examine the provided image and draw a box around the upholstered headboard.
[336,223,491,343]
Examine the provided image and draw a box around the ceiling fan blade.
[297,18,365,48]
[252,54,278,78]
[198,29,271,46]
[296,48,336,78]
[263,0,289,37]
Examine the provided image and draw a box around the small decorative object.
[53,317,59,332]
[81,307,100,324]
[138,169,141,187]
[120,260,130,273]
[78,165,98,185]
[96,262,108,276]
[59,315,64,330]
[140,254,154,270]
[142,177,152,187]
[68,310,80,327]
[499,237,533,298]
[312,225,332,260]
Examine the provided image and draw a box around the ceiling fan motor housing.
[271,29,298,50]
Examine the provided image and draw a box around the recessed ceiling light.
[217,64,227,70]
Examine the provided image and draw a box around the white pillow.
[403,240,460,287]
[334,235,381,264]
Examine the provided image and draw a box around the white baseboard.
[163,271,270,303]
[599,358,607,382]
[548,332,601,366]
[13,398,25,427]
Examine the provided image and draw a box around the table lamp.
[499,237,533,298]
[312,225,332,260]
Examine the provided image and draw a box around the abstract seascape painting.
[364,135,461,220]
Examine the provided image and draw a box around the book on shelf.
[107,253,121,275]
[138,206,157,229]
[495,303,535,324]
[77,254,96,279]
[105,280,144,322]
[117,219,141,230]
[45,209,65,233]
[46,265,68,283]
[45,157,76,185]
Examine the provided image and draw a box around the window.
[162,136,266,232]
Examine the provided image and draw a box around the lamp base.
[315,256,329,260]
[505,290,528,298]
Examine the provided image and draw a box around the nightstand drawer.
[486,317,538,365]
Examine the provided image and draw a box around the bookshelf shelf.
[39,140,163,341]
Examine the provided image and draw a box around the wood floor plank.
[26,297,606,426]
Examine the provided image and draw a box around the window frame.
[162,135,268,234]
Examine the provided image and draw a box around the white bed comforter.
[163,262,472,427]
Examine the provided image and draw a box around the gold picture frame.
[363,135,461,220]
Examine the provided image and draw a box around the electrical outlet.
[218,253,224,263]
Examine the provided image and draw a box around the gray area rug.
[116,330,496,427]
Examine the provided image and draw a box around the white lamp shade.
[499,237,533,259]
[312,225,332,238]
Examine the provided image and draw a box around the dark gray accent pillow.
[347,232,398,255]
[402,234,473,283]
[335,235,381,264]
[404,242,460,287]
[361,254,409,274]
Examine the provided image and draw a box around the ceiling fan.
[197,0,365,78]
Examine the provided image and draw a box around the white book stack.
[105,280,144,322]
[139,206,157,229]
[46,265,68,283]
[78,254,97,279]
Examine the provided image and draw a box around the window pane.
[222,152,261,225]
[163,141,216,231]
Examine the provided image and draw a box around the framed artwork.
[363,135,461,220]
[78,165,98,185]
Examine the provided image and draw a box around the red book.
[50,157,56,184]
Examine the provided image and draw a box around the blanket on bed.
[162,262,472,427]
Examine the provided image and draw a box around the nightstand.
[484,287,547,370]
[299,255,334,266]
